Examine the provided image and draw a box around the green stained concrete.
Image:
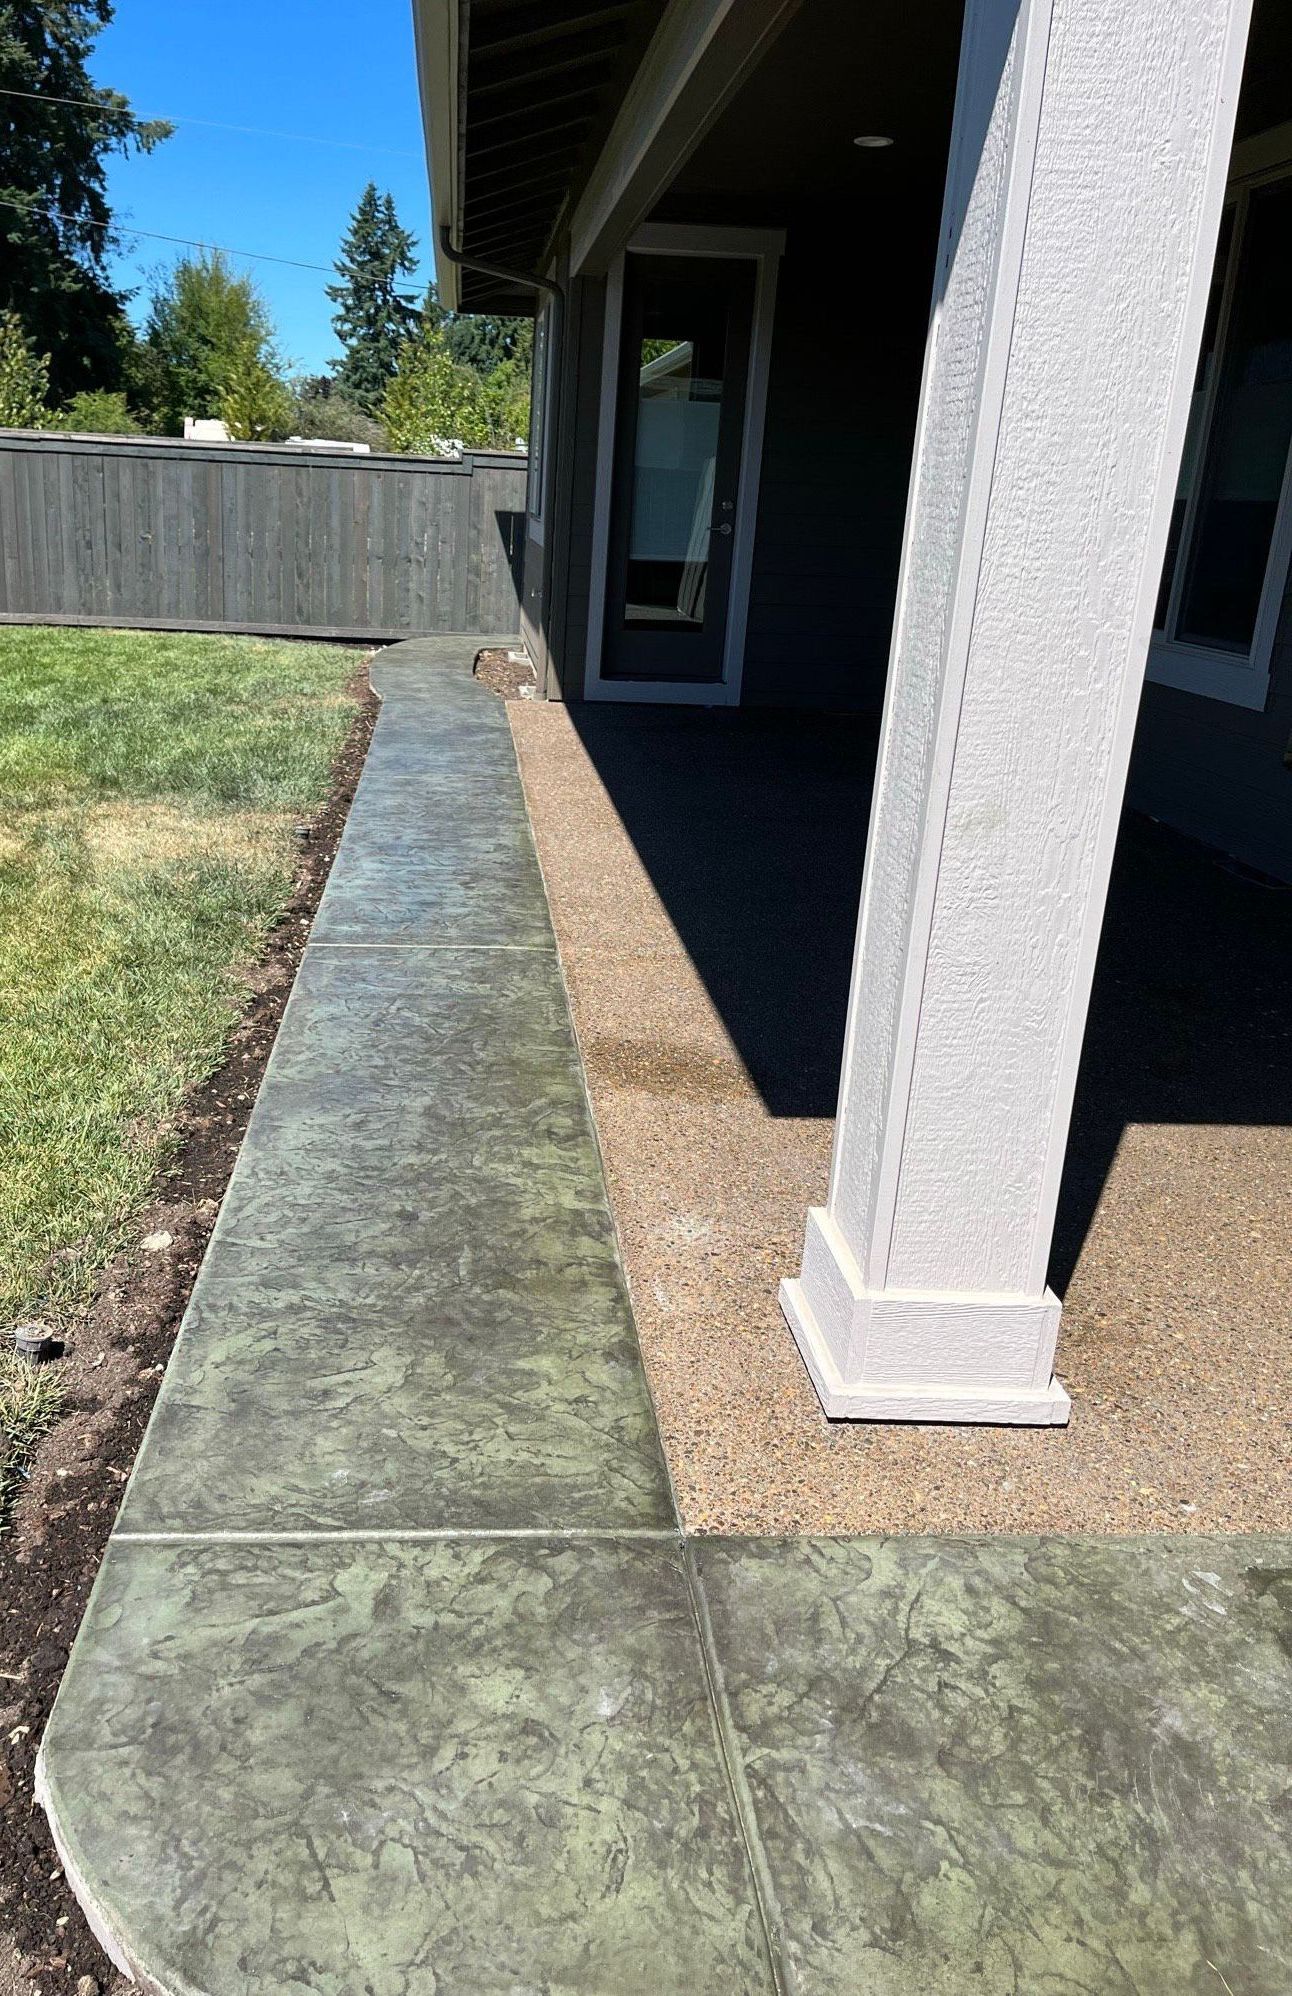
[43,1538,773,1996]
[697,1536,1292,1996]
[39,638,1292,1994]
[117,944,670,1533]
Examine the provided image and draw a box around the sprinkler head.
[13,1322,58,1362]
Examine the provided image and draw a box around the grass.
[0,1354,63,1520]
[0,625,362,1336]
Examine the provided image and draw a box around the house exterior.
[415,0,1289,1425]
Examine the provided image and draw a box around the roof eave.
[413,0,465,312]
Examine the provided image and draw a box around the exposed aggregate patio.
[509,697,1292,1536]
[39,641,1292,1995]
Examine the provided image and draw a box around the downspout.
[437,226,561,308]
[438,228,564,692]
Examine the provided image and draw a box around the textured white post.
[781,0,1252,1423]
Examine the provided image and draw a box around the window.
[1149,167,1292,710]
[526,304,550,532]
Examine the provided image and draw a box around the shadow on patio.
[508,693,1290,1535]
[563,700,1292,1296]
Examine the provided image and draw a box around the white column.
[781,0,1252,1424]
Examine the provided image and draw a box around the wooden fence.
[0,431,527,640]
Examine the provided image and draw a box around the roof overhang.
[413,0,465,310]
[413,0,802,313]
[415,0,680,315]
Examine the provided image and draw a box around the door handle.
[709,522,733,537]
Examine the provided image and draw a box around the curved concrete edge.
[35,634,531,1996]
[30,626,726,1996]
[36,1745,167,1996]
[367,631,521,700]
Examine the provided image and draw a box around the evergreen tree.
[139,252,283,435]
[444,309,529,376]
[0,1,170,399]
[327,185,418,413]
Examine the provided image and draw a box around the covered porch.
[27,0,1292,1985]
[511,690,1291,1529]
[423,0,1292,1424]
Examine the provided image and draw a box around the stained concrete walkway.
[39,640,1292,1995]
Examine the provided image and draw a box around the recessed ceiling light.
[853,134,894,149]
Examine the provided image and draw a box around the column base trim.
[780,1274,1072,1427]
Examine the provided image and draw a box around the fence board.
[0,433,526,640]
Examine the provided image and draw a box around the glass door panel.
[602,253,754,684]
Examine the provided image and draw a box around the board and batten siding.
[739,212,935,712]
[0,432,526,641]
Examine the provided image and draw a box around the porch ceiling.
[439,0,668,310]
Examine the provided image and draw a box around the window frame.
[526,301,552,543]
[1147,133,1292,712]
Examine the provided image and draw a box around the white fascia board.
[413,0,463,311]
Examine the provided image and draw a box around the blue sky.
[91,0,434,376]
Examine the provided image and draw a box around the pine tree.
[0,1,170,399]
[327,186,418,414]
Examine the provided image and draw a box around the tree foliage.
[381,322,532,454]
[53,386,140,433]
[381,329,489,453]
[0,0,170,399]
[420,279,531,395]
[444,309,530,376]
[139,253,284,435]
[219,343,294,442]
[327,184,418,414]
[0,309,50,426]
[290,375,388,450]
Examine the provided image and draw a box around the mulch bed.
[0,662,379,1996]
[474,646,536,702]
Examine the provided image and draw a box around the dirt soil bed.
[510,696,1292,1538]
[474,646,537,701]
[0,667,378,1996]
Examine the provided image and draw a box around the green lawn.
[0,626,362,1334]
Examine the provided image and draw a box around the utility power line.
[0,85,419,159]
[0,194,339,273]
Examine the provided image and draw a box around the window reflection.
[1177,179,1292,652]
[624,337,722,627]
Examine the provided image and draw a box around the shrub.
[382,328,531,454]
[0,312,51,429]
[53,389,144,435]
[382,330,491,453]
[290,378,389,450]
[219,344,295,442]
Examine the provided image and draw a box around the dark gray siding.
[740,214,931,711]
[1128,569,1292,881]
[549,274,608,701]
[545,202,936,710]
[519,505,544,665]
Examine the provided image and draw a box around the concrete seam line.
[682,1538,793,1996]
[112,1527,684,1544]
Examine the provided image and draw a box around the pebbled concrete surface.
[509,696,1292,1536]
